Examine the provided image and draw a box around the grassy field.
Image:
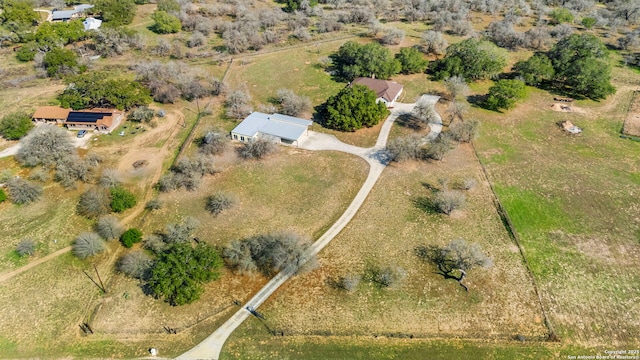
[472,66,640,346]
[222,142,548,358]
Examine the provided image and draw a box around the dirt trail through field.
[0,109,185,283]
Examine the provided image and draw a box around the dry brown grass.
[238,144,547,340]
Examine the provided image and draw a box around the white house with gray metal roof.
[231,112,313,146]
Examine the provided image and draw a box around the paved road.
[177,99,441,360]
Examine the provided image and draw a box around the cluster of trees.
[513,33,615,100]
[59,73,151,110]
[223,232,316,276]
[77,186,136,218]
[430,38,507,81]
[319,85,389,131]
[157,155,217,192]
[330,41,401,81]
[132,61,222,103]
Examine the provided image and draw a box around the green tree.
[395,47,429,74]
[43,47,81,77]
[581,17,597,29]
[330,41,401,81]
[484,79,527,111]
[58,72,151,110]
[35,20,86,46]
[549,8,574,24]
[15,43,38,61]
[157,0,180,13]
[150,10,181,34]
[548,33,615,100]
[0,188,6,203]
[0,0,38,27]
[321,84,389,131]
[430,38,507,81]
[93,0,136,27]
[120,228,143,248]
[148,243,223,306]
[512,53,555,86]
[0,112,33,140]
[110,186,136,213]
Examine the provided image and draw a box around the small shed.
[231,112,313,146]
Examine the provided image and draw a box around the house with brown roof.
[32,106,71,125]
[32,106,122,133]
[64,109,123,132]
[350,77,404,108]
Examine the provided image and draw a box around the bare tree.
[450,119,480,143]
[99,169,122,188]
[186,31,207,48]
[6,177,43,204]
[237,138,276,159]
[162,217,199,244]
[199,130,228,155]
[16,124,74,167]
[73,232,106,259]
[205,192,236,216]
[413,97,439,124]
[96,215,124,241]
[77,188,111,218]
[385,135,423,162]
[415,239,492,291]
[421,30,448,55]
[424,133,453,161]
[118,250,154,280]
[433,190,465,215]
[380,27,405,45]
[225,90,253,119]
[444,76,469,101]
[275,89,311,117]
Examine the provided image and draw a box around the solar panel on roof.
[66,112,111,123]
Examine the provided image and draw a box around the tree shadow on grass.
[395,113,426,131]
[413,196,439,214]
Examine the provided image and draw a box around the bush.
[28,168,49,182]
[0,112,33,140]
[16,124,74,167]
[365,265,406,288]
[380,27,405,45]
[158,155,216,192]
[120,228,143,248]
[6,177,42,204]
[549,8,574,25]
[484,79,527,111]
[143,234,167,254]
[110,187,136,213]
[205,192,236,216]
[73,232,106,259]
[237,138,277,160]
[117,250,153,280]
[96,215,124,241]
[151,10,181,34]
[449,119,480,143]
[433,190,466,215]
[274,89,311,117]
[0,188,6,203]
[77,188,111,218]
[16,239,36,257]
[424,134,453,161]
[54,156,93,189]
[338,274,360,291]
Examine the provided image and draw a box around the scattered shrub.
[145,199,162,211]
[120,228,143,248]
[433,190,466,215]
[99,169,121,188]
[28,168,49,182]
[127,106,155,123]
[205,192,236,216]
[162,217,199,244]
[73,232,106,259]
[16,238,36,257]
[143,234,168,254]
[199,130,228,156]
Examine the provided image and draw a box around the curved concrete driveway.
[177,98,441,360]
